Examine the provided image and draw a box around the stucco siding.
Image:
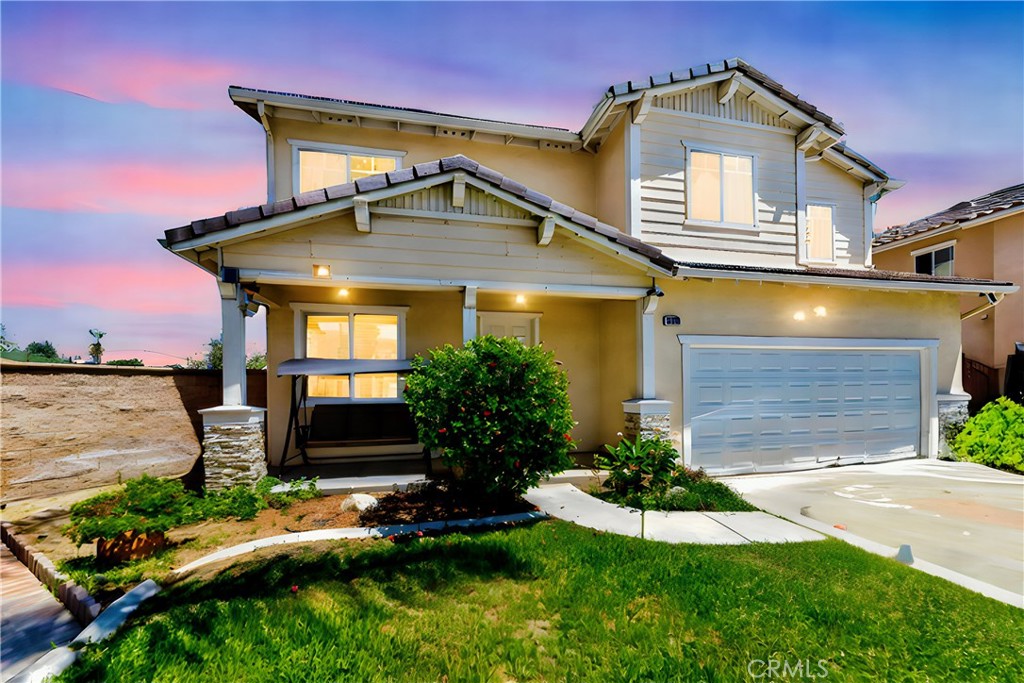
[269,118,596,214]
[638,110,798,266]
[650,278,962,452]
[593,117,626,231]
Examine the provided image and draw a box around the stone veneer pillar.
[622,399,673,441]
[199,406,268,490]
[936,393,971,458]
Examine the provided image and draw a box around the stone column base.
[622,399,672,441]
[200,406,267,490]
[937,394,970,459]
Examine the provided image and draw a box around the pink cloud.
[2,261,216,316]
[7,45,239,110]
[3,160,264,219]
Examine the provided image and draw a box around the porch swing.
[276,358,423,473]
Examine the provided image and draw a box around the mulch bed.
[358,480,535,527]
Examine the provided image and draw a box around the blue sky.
[2,1,1021,364]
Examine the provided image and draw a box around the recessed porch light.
[515,294,526,305]
[313,264,331,279]
[338,288,350,297]
[813,306,827,317]
[793,310,806,321]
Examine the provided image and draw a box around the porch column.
[221,284,247,405]
[622,293,673,444]
[201,282,267,490]
[462,285,477,344]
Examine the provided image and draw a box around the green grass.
[60,521,1023,682]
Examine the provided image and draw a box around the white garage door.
[686,345,921,473]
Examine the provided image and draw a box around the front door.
[477,312,541,346]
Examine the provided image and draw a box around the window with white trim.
[295,305,407,400]
[805,204,835,262]
[914,244,954,277]
[688,149,755,226]
[290,140,404,194]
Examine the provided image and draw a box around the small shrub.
[595,435,678,498]
[64,476,200,547]
[258,476,321,509]
[403,335,575,500]
[952,397,1024,472]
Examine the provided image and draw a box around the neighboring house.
[160,58,1017,486]
[873,184,1024,411]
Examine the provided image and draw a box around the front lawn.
[60,521,1022,682]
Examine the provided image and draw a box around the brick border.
[1,522,100,625]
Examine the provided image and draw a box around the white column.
[220,283,247,406]
[462,285,478,344]
[637,295,658,399]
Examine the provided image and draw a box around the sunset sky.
[2,1,1022,365]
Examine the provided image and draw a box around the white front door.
[681,337,929,473]
[477,312,541,346]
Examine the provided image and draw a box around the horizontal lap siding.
[805,161,866,267]
[652,85,798,130]
[640,111,797,266]
[224,215,649,288]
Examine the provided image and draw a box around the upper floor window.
[293,304,407,401]
[687,148,755,227]
[913,242,954,277]
[805,204,835,262]
[289,140,405,194]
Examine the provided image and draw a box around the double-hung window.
[913,242,955,276]
[295,305,407,401]
[687,148,756,227]
[805,204,835,262]
[290,140,405,194]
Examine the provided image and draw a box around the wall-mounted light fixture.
[515,294,526,305]
[313,264,331,279]
[793,311,807,321]
[338,288,350,297]
[813,306,827,318]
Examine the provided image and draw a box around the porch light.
[338,288,350,297]
[515,294,526,305]
[793,310,806,321]
[313,264,331,279]
[813,306,827,318]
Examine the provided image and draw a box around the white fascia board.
[170,173,459,251]
[677,334,939,351]
[237,268,649,299]
[822,147,886,184]
[672,265,1019,294]
[231,87,581,145]
[461,176,674,276]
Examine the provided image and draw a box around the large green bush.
[403,335,575,500]
[952,397,1024,472]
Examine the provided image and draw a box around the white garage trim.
[677,335,939,472]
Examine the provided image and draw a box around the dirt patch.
[359,481,535,526]
[902,497,1022,529]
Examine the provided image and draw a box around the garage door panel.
[687,345,921,472]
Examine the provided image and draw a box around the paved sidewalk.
[1,546,79,682]
[524,484,824,544]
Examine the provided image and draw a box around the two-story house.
[872,184,1024,412]
[161,59,1017,488]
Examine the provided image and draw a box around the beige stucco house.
[873,184,1024,410]
[160,58,1017,487]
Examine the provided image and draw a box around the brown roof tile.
[163,154,677,273]
[873,183,1024,247]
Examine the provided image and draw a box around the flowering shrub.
[403,335,575,500]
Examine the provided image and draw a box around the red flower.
[387,534,396,542]
[291,585,299,594]
[564,433,573,441]
[416,530,424,537]
[488,362,497,368]
[514,460,521,468]
[438,428,447,434]
[483,410,492,417]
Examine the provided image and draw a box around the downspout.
[258,100,275,202]
[961,293,1005,321]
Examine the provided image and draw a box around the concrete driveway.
[721,459,1024,596]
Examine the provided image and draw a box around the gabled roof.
[600,58,843,135]
[163,155,676,273]
[873,183,1024,249]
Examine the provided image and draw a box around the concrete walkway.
[523,484,825,544]
[0,546,79,682]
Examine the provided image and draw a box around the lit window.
[292,142,403,194]
[806,204,835,262]
[305,313,401,399]
[689,149,754,226]
[915,245,954,276]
